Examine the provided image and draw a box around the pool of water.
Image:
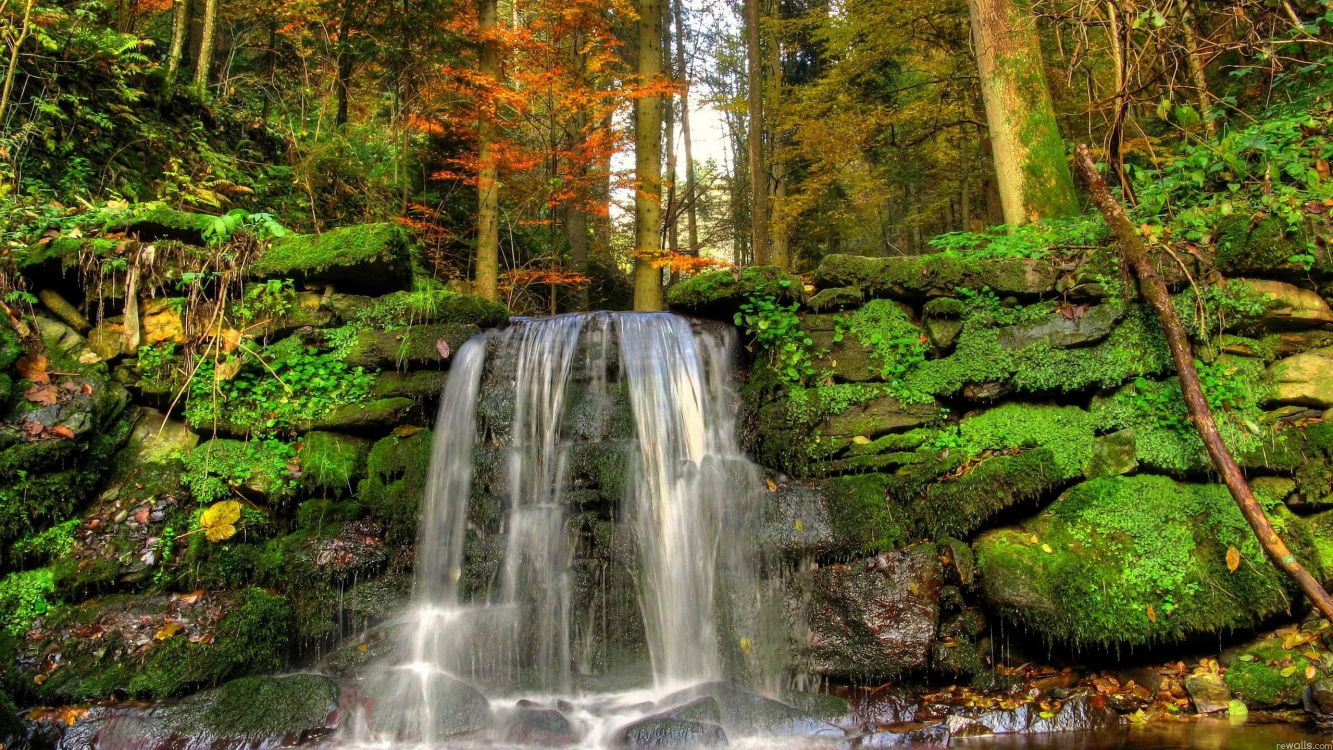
[954,718,1329,749]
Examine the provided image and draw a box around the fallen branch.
[1073,143,1333,623]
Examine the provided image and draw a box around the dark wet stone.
[363,671,493,741]
[503,707,577,746]
[854,687,919,727]
[762,481,838,560]
[1184,672,1231,714]
[613,717,728,747]
[660,682,843,739]
[996,303,1123,349]
[1026,696,1120,733]
[1304,679,1333,726]
[947,696,1119,736]
[853,723,950,747]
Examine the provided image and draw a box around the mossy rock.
[0,325,20,371]
[358,430,434,545]
[154,673,341,743]
[823,474,915,555]
[974,475,1325,647]
[328,289,509,329]
[370,370,449,399]
[1214,215,1332,277]
[112,204,217,244]
[251,223,413,293]
[813,253,1059,300]
[9,588,292,702]
[183,439,295,503]
[300,431,370,494]
[1223,629,1331,708]
[806,287,864,312]
[666,266,805,316]
[299,397,416,433]
[337,323,478,369]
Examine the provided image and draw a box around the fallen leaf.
[199,500,242,543]
[764,477,778,492]
[392,425,422,437]
[1306,664,1318,680]
[1147,605,1157,623]
[24,384,59,405]
[1280,665,1299,677]
[1318,159,1330,180]
[1041,544,1054,554]
[1226,546,1241,573]
[17,354,50,384]
[852,435,871,445]
[177,589,204,605]
[51,425,76,440]
[154,621,183,641]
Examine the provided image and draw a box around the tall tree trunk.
[334,0,355,127]
[632,0,665,311]
[565,31,590,309]
[663,10,678,258]
[165,0,191,91]
[765,9,789,269]
[592,110,614,259]
[193,0,219,92]
[475,0,501,302]
[744,0,770,265]
[673,0,698,255]
[1073,144,1333,624]
[0,0,37,128]
[1175,0,1217,138]
[968,0,1079,224]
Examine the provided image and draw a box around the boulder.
[370,369,450,399]
[922,297,965,351]
[328,289,509,329]
[123,406,198,464]
[613,717,727,747]
[250,223,413,293]
[806,286,864,312]
[39,289,90,331]
[299,397,415,432]
[1223,628,1331,708]
[300,431,371,493]
[761,481,839,560]
[141,297,187,345]
[1268,347,1333,407]
[657,682,843,739]
[1184,672,1231,714]
[814,253,1059,299]
[995,302,1123,349]
[363,670,493,741]
[1084,429,1138,478]
[854,723,950,747]
[666,265,805,315]
[799,545,942,678]
[1304,679,1333,726]
[946,695,1117,736]
[338,323,477,369]
[503,706,577,745]
[974,475,1323,647]
[1236,278,1333,329]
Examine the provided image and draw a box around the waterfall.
[362,312,777,743]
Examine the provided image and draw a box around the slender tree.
[672,0,698,255]
[967,0,1079,224]
[194,0,220,91]
[475,0,501,301]
[633,0,665,311]
[744,0,770,265]
[164,0,191,90]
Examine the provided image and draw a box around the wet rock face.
[502,705,578,746]
[854,723,950,748]
[613,717,728,747]
[946,695,1119,736]
[1305,679,1333,726]
[657,682,843,739]
[799,545,942,679]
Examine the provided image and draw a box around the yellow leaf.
[199,500,242,543]
[1147,605,1157,623]
[738,637,753,655]
[1226,546,1241,573]
[1041,544,1053,554]
[764,477,778,492]
[154,621,183,641]
[1280,665,1298,677]
[852,436,871,445]
[357,643,369,653]
[1306,664,1318,680]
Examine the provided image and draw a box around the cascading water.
[355,311,788,746]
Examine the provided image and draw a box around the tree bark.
[766,8,789,270]
[1175,0,1217,138]
[335,0,356,127]
[475,0,501,302]
[1073,144,1333,624]
[0,0,36,127]
[165,0,191,91]
[968,0,1079,224]
[632,0,665,311]
[673,0,698,255]
[663,10,678,258]
[744,0,770,265]
[193,0,219,92]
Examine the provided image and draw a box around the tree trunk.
[968,0,1079,224]
[475,0,501,302]
[632,0,665,311]
[744,0,770,265]
[334,0,356,127]
[766,9,789,270]
[193,0,219,92]
[1175,0,1217,138]
[1073,144,1333,624]
[165,0,191,91]
[0,0,37,128]
[673,0,698,255]
[663,10,678,258]
[592,111,614,259]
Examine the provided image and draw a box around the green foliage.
[185,345,374,436]
[183,440,297,504]
[1225,639,1324,707]
[233,280,296,325]
[735,293,818,386]
[10,519,79,566]
[134,343,181,393]
[928,215,1108,259]
[202,210,289,246]
[833,300,928,400]
[0,568,57,637]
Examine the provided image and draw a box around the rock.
[111,203,217,244]
[301,431,371,493]
[854,723,950,747]
[1223,628,1331,708]
[1083,429,1138,478]
[39,289,90,331]
[821,395,940,438]
[814,253,1059,299]
[1237,279,1333,329]
[300,397,415,432]
[853,687,920,726]
[800,545,942,678]
[974,475,1322,647]
[358,430,434,544]
[922,298,965,351]
[87,317,130,361]
[10,588,292,702]
[1268,347,1333,407]
[503,706,577,745]
[327,289,509,329]
[666,265,805,315]
[1184,672,1232,714]
[370,369,450,399]
[996,302,1123,349]
[807,286,864,312]
[337,323,478,368]
[364,671,493,741]
[124,407,198,464]
[141,297,187,345]
[1304,679,1333,726]
[613,717,727,747]
[1025,696,1119,733]
[250,222,414,293]
[657,683,843,739]
[762,481,838,559]
[184,439,294,502]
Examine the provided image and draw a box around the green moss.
[113,203,217,242]
[336,288,509,329]
[1214,215,1325,275]
[806,286,863,312]
[975,475,1318,646]
[824,474,913,554]
[9,519,79,566]
[334,322,477,369]
[832,300,928,397]
[666,265,805,313]
[358,430,434,544]
[813,253,1058,298]
[0,325,19,371]
[295,498,364,532]
[162,673,339,740]
[1225,638,1326,707]
[0,568,57,637]
[957,403,1096,477]
[251,223,413,290]
[183,439,296,503]
[299,432,369,495]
